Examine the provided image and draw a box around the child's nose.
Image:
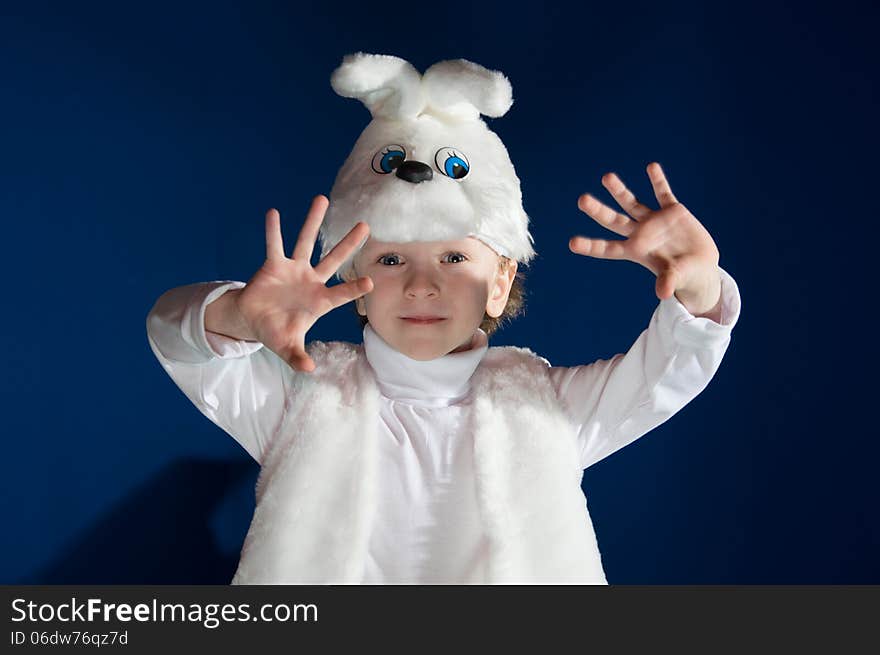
[404,270,440,298]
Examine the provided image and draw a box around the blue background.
[3,0,877,584]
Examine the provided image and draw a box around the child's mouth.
[401,318,446,325]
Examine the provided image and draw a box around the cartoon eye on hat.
[435,148,469,180]
[371,145,407,174]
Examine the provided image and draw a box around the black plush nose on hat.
[395,160,433,184]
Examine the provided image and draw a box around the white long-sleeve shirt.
[146,266,741,584]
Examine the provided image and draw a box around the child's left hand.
[569,162,722,318]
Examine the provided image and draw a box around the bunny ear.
[330,52,425,120]
[421,58,514,121]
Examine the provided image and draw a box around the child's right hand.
[233,195,373,373]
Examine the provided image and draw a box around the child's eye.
[376,252,467,266]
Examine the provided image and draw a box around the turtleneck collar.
[362,323,489,407]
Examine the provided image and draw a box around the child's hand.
[569,162,722,316]
[235,195,373,373]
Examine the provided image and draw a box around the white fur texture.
[318,52,537,280]
[231,340,608,585]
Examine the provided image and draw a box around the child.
[146,53,741,584]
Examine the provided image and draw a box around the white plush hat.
[318,52,537,280]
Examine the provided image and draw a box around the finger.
[265,208,285,260]
[289,354,315,373]
[285,341,316,373]
[646,162,678,208]
[324,276,373,310]
[314,221,370,281]
[577,193,636,237]
[292,195,329,261]
[296,356,316,373]
[655,266,679,300]
[602,172,652,220]
[569,235,629,260]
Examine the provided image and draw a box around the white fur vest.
[231,339,608,585]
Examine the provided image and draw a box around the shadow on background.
[19,457,258,584]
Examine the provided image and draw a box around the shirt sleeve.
[145,280,292,465]
[547,265,742,470]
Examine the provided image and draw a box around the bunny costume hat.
[318,52,538,280]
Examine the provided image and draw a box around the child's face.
[350,236,517,360]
